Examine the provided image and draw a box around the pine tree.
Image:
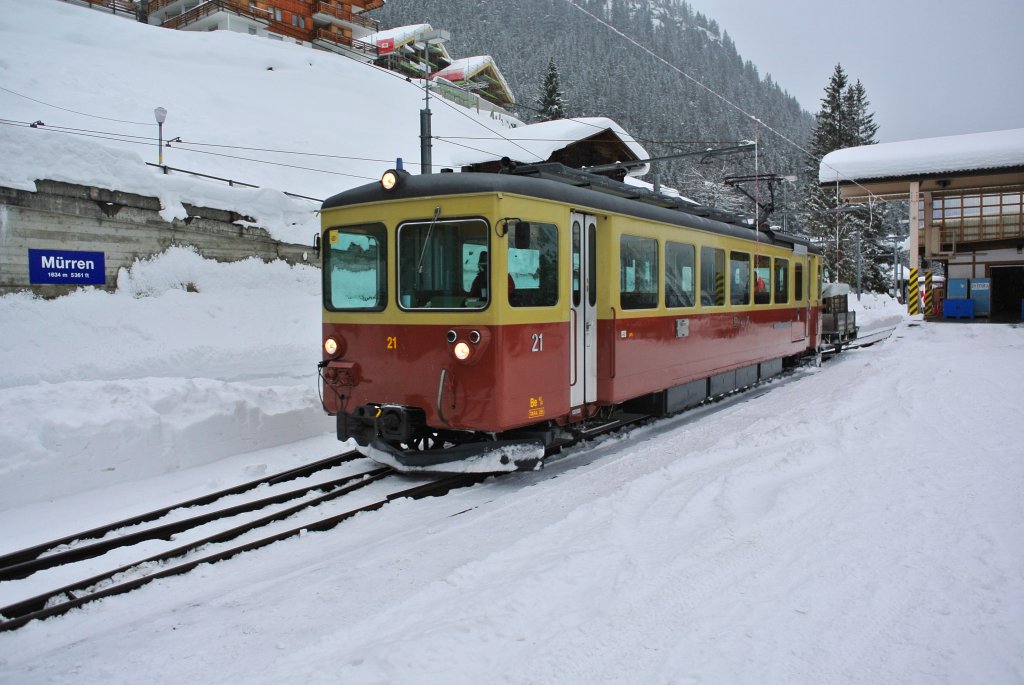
[845,79,878,147]
[536,57,566,121]
[799,64,886,290]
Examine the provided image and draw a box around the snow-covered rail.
[0,456,482,631]
[0,451,366,578]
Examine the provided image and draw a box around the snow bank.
[0,248,331,508]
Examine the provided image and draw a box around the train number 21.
[531,333,543,352]
[386,336,398,350]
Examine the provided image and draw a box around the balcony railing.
[63,0,139,15]
[161,0,307,41]
[313,29,377,57]
[149,0,186,13]
[312,2,378,31]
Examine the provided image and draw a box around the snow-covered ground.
[1,266,1022,683]
[2,2,1022,683]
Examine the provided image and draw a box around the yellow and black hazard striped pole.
[715,271,725,306]
[908,267,920,315]
[925,270,934,317]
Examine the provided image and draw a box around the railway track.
[1,328,900,632]
[848,325,898,349]
[822,325,898,358]
[0,452,481,631]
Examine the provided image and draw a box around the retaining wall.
[0,180,315,297]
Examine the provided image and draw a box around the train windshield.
[323,223,387,311]
[398,218,489,309]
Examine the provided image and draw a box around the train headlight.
[324,337,339,356]
[380,169,408,191]
[453,342,471,360]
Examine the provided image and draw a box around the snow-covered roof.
[368,23,432,51]
[431,55,514,107]
[368,24,453,65]
[820,128,1024,184]
[445,117,651,177]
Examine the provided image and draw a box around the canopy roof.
[820,128,1024,184]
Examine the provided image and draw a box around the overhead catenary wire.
[0,85,156,126]
[559,0,894,208]
[0,118,377,181]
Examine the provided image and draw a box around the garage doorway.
[990,265,1024,322]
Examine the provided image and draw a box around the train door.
[570,212,597,408]
[791,247,808,343]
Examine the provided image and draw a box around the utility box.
[947,279,969,300]
[970,279,991,317]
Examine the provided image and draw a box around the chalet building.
[66,2,518,116]
[369,26,516,115]
[370,24,453,78]
[432,56,515,112]
[821,128,1024,321]
[144,0,384,61]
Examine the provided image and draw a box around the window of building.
[934,190,1023,243]
[665,241,695,308]
[700,246,725,306]
[620,235,658,309]
[508,222,559,307]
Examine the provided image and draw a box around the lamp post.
[153,107,167,166]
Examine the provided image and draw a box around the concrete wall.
[0,180,315,297]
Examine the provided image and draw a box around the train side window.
[729,251,751,306]
[620,234,658,309]
[323,224,387,311]
[774,258,790,304]
[588,222,597,307]
[754,255,771,304]
[699,247,725,306]
[795,262,805,302]
[397,218,489,309]
[665,241,695,308]
[509,222,559,307]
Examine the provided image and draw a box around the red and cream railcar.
[318,165,821,472]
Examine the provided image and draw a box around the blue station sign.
[28,249,106,285]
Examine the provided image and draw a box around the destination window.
[620,235,658,309]
[508,222,559,307]
[700,247,726,306]
[774,258,790,304]
[665,241,695,308]
[323,223,387,311]
[398,218,489,310]
[754,254,771,304]
[729,251,751,306]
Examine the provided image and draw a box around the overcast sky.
[685,0,1024,144]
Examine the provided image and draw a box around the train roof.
[322,164,819,254]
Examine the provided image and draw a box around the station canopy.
[820,128,1024,189]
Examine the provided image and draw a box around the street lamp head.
[154,107,167,124]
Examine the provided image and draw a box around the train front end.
[317,170,561,474]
